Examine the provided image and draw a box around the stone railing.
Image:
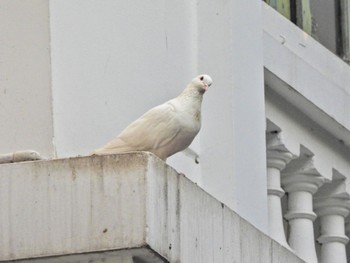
[266,121,350,263]
[0,153,306,263]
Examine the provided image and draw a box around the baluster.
[282,148,325,263]
[266,131,295,248]
[314,176,350,263]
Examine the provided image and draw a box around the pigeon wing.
[99,102,182,153]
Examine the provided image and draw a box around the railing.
[266,120,350,263]
[0,153,306,263]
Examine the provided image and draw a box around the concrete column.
[316,204,349,263]
[266,131,294,248]
[282,151,325,263]
[345,218,350,261]
[0,0,54,156]
[314,178,350,263]
[197,0,267,232]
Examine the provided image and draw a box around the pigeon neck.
[179,85,204,100]
[177,85,203,117]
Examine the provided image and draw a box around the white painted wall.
[196,0,268,231]
[49,0,197,155]
[0,0,54,157]
[49,0,269,231]
[49,0,201,182]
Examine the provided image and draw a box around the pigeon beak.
[204,80,213,91]
[204,83,209,91]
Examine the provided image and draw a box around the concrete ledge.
[0,153,305,262]
[0,153,148,260]
[11,247,167,263]
[262,3,350,149]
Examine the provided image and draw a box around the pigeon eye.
[200,76,204,81]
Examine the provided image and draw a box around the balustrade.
[266,130,295,248]
[266,126,350,263]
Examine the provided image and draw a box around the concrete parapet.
[0,153,305,262]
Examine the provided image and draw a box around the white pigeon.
[92,74,213,161]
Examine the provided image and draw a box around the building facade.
[0,1,349,262]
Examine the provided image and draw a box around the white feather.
[92,74,213,161]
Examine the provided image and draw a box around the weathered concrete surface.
[146,156,306,263]
[0,150,44,164]
[11,247,167,263]
[0,153,305,262]
[0,153,147,261]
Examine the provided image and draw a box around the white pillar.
[314,196,350,263]
[282,153,325,263]
[0,1,54,156]
[266,131,294,248]
[198,0,268,232]
[345,218,350,261]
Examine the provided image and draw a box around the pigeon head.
[191,74,213,93]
